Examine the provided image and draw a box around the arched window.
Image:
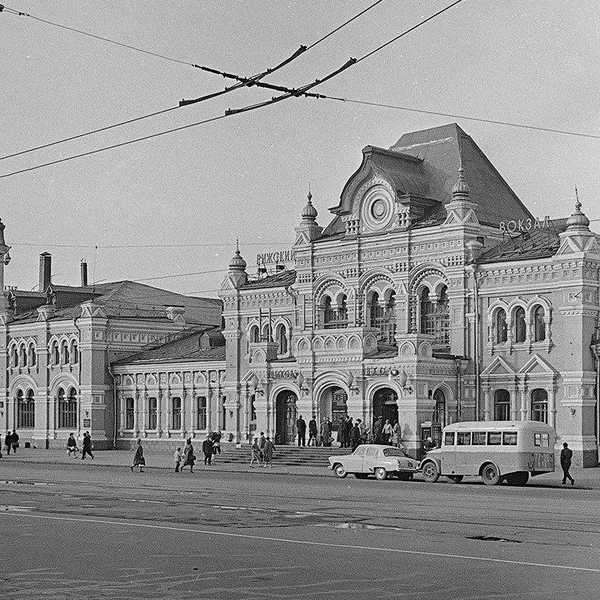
[533,305,546,342]
[70,342,78,364]
[11,346,18,368]
[261,324,272,342]
[495,309,508,344]
[19,345,27,367]
[171,396,182,430]
[494,389,510,421]
[125,397,135,429]
[531,388,548,423]
[249,325,260,344]
[432,389,446,428]
[58,387,78,429]
[52,342,60,365]
[369,291,397,345]
[61,341,70,365]
[18,389,35,429]
[514,307,526,343]
[420,286,450,347]
[28,344,36,367]
[276,323,288,355]
[323,294,348,329]
[196,396,207,430]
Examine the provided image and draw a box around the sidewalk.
[2,446,599,488]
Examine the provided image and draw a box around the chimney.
[39,253,52,292]
[80,259,88,286]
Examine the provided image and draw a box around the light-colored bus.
[420,420,555,486]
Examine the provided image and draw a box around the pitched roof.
[477,219,567,264]
[241,269,296,290]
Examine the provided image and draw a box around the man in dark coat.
[5,431,12,455]
[349,421,361,451]
[202,436,214,465]
[560,442,574,485]
[373,417,383,445]
[81,431,94,460]
[10,430,19,453]
[296,415,307,447]
[308,416,318,447]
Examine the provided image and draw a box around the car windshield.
[383,448,407,457]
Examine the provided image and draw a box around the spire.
[301,190,318,221]
[566,188,590,230]
[451,166,470,199]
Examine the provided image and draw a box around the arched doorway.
[319,386,348,437]
[372,387,399,431]
[275,390,297,445]
[432,388,446,427]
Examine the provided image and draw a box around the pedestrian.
[250,437,262,467]
[308,416,318,446]
[263,437,275,467]
[373,416,383,444]
[382,419,393,444]
[181,438,195,473]
[357,418,367,444]
[211,430,222,457]
[320,417,331,447]
[349,420,361,450]
[422,436,436,453]
[11,430,19,453]
[67,432,78,457]
[5,430,12,455]
[560,442,575,485]
[131,439,145,472]
[391,421,402,447]
[202,435,214,465]
[174,447,182,472]
[338,416,348,448]
[259,431,266,454]
[296,414,307,447]
[81,431,94,460]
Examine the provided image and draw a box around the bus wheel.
[374,467,388,480]
[447,475,463,484]
[505,472,529,486]
[481,463,500,485]
[421,461,440,483]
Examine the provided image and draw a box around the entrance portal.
[275,390,297,445]
[319,386,348,436]
[372,387,399,431]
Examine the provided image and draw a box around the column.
[483,389,491,421]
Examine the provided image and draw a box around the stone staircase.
[216,444,353,467]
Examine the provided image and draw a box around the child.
[174,447,182,472]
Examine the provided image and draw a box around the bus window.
[457,432,471,445]
[535,433,550,447]
[503,432,517,445]
[444,432,455,446]
[472,432,486,445]
[488,431,502,445]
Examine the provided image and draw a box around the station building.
[3,123,600,466]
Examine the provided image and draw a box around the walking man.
[5,431,12,455]
[202,435,214,465]
[81,431,94,460]
[560,442,575,485]
[296,414,306,447]
[11,430,19,453]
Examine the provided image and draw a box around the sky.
[1,1,599,299]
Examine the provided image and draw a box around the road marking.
[2,511,600,574]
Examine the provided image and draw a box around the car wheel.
[354,473,368,479]
[447,475,464,484]
[481,463,500,486]
[374,467,388,480]
[505,471,529,486]
[333,464,347,478]
[421,460,440,483]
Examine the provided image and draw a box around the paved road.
[1,454,599,599]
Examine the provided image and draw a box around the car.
[328,444,419,480]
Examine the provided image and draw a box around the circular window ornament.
[361,186,394,232]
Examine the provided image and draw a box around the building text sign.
[499,216,550,234]
[256,249,295,265]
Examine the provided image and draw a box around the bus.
[419,420,555,486]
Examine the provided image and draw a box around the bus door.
[441,431,458,474]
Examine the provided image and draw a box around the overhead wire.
[0,0,464,178]
[0,0,386,160]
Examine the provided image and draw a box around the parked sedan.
[328,444,419,480]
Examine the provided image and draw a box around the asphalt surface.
[1,448,600,599]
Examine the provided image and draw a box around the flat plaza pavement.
[1,445,599,488]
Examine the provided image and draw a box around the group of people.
[65,431,94,460]
[294,415,405,452]
[2,430,20,457]
[250,432,275,467]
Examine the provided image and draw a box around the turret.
[294,191,323,245]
